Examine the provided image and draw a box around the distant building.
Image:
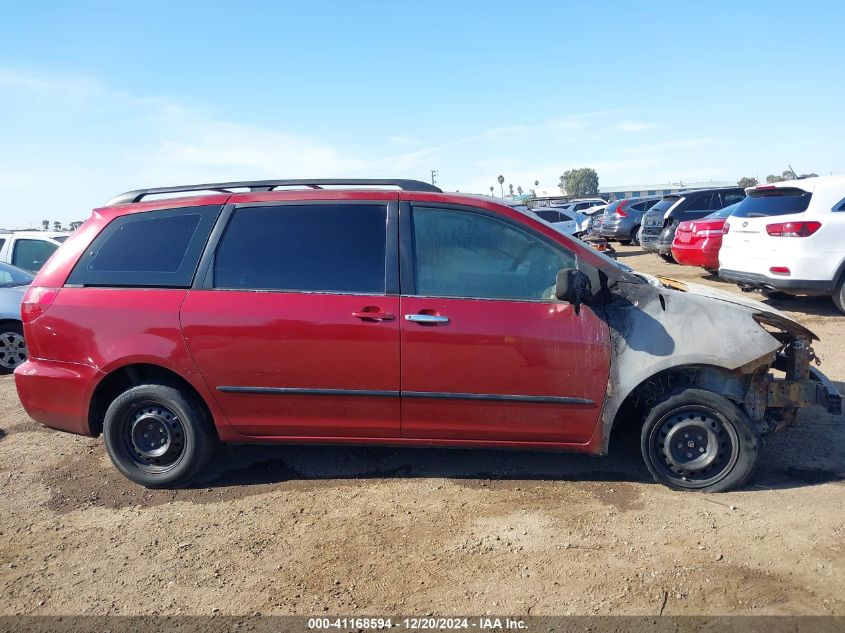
[599,181,736,200]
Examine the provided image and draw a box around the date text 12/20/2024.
[307,617,529,630]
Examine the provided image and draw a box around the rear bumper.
[671,242,719,269]
[14,358,102,436]
[600,218,635,240]
[718,269,833,295]
[641,235,672,254]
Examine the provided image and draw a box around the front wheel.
[659,253,674,263]
[641,388,761,492]
[103,383,218,488]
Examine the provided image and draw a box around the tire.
[0,322,27,374]
[630,226,641,246]
[659,253,674,263]
[103,383,218,488]
[831,277,845,314]
[761,289,794,301]
[641,388,761,492]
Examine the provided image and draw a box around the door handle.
[405,314,450,325]
[352,308,395,322]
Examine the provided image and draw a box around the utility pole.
[430,170,438,186]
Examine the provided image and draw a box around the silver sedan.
[0,262,33,373]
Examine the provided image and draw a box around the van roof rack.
[106,178,442,205]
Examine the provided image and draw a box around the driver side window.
[411,206,576,301]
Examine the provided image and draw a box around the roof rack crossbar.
[106,179,442,205]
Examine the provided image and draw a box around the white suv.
[719,176,845,312]
[0,231,70,273]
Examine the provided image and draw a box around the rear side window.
[685,193,715,211]
[214,203,387,293]
[720,192,746,207]
[67,205,220,287]
[12,239,59,273]
[731,188,812,218]
[534,210,561,222]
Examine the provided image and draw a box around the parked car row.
[600,177,845,314]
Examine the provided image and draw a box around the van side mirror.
[555,268,592,313]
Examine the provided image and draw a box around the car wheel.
[761,289,794,301]
[659,253,674,263]
[831,277,845,314]
[630,226,641,246]
[641,388,760,492]
[103,383,218,488]
[0,322,27,374]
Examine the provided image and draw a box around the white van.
[0,231,70,273]
[719,175,845,312]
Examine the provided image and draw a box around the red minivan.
[15,180,840,492]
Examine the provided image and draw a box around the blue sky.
[1,0,843,227]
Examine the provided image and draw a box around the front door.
[400,204,610,444]
[181,199,401,438]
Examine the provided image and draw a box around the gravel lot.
[1,245,843,616]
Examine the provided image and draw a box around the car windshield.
[0,262,34,287]
[704,202,740,220]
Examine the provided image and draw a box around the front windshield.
[0,262,34,287]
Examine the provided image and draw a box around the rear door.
[398,202,610,444]
[180,198,401,438]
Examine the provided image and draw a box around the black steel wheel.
[104,383,218,488]
[641,388,760,492]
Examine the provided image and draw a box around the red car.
[671,203,740,273]
[14,180,840,492]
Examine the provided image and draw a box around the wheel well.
[0,319,22,330]
[607,365,748,449]
[88,364,214,437]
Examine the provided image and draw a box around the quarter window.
[214,203,387,293]
[411,206,575,301]
[67,205,220,287]
[686,193,715,211]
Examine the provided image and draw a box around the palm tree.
[489,186,494,196]
[497,175,505,197]
[508,184,514,196]
[517,186,523,196]
[41,220,49,231]
[534,180,539,187]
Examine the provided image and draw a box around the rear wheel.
[641,388,760,492]
[833,277,845,314]
[0,322,27,374]
[659,253,674,263]
[630,226,641,246]
[103,383,218,488]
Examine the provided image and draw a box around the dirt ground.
[1,245,843,617]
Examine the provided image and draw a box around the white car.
[0,231,70,273]
[529,207,584,235]
[719,175,845,312]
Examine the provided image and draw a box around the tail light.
[21,287,60,323]
[766,221,821,237]
[770,267,791,276]
[616,200,629,217]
